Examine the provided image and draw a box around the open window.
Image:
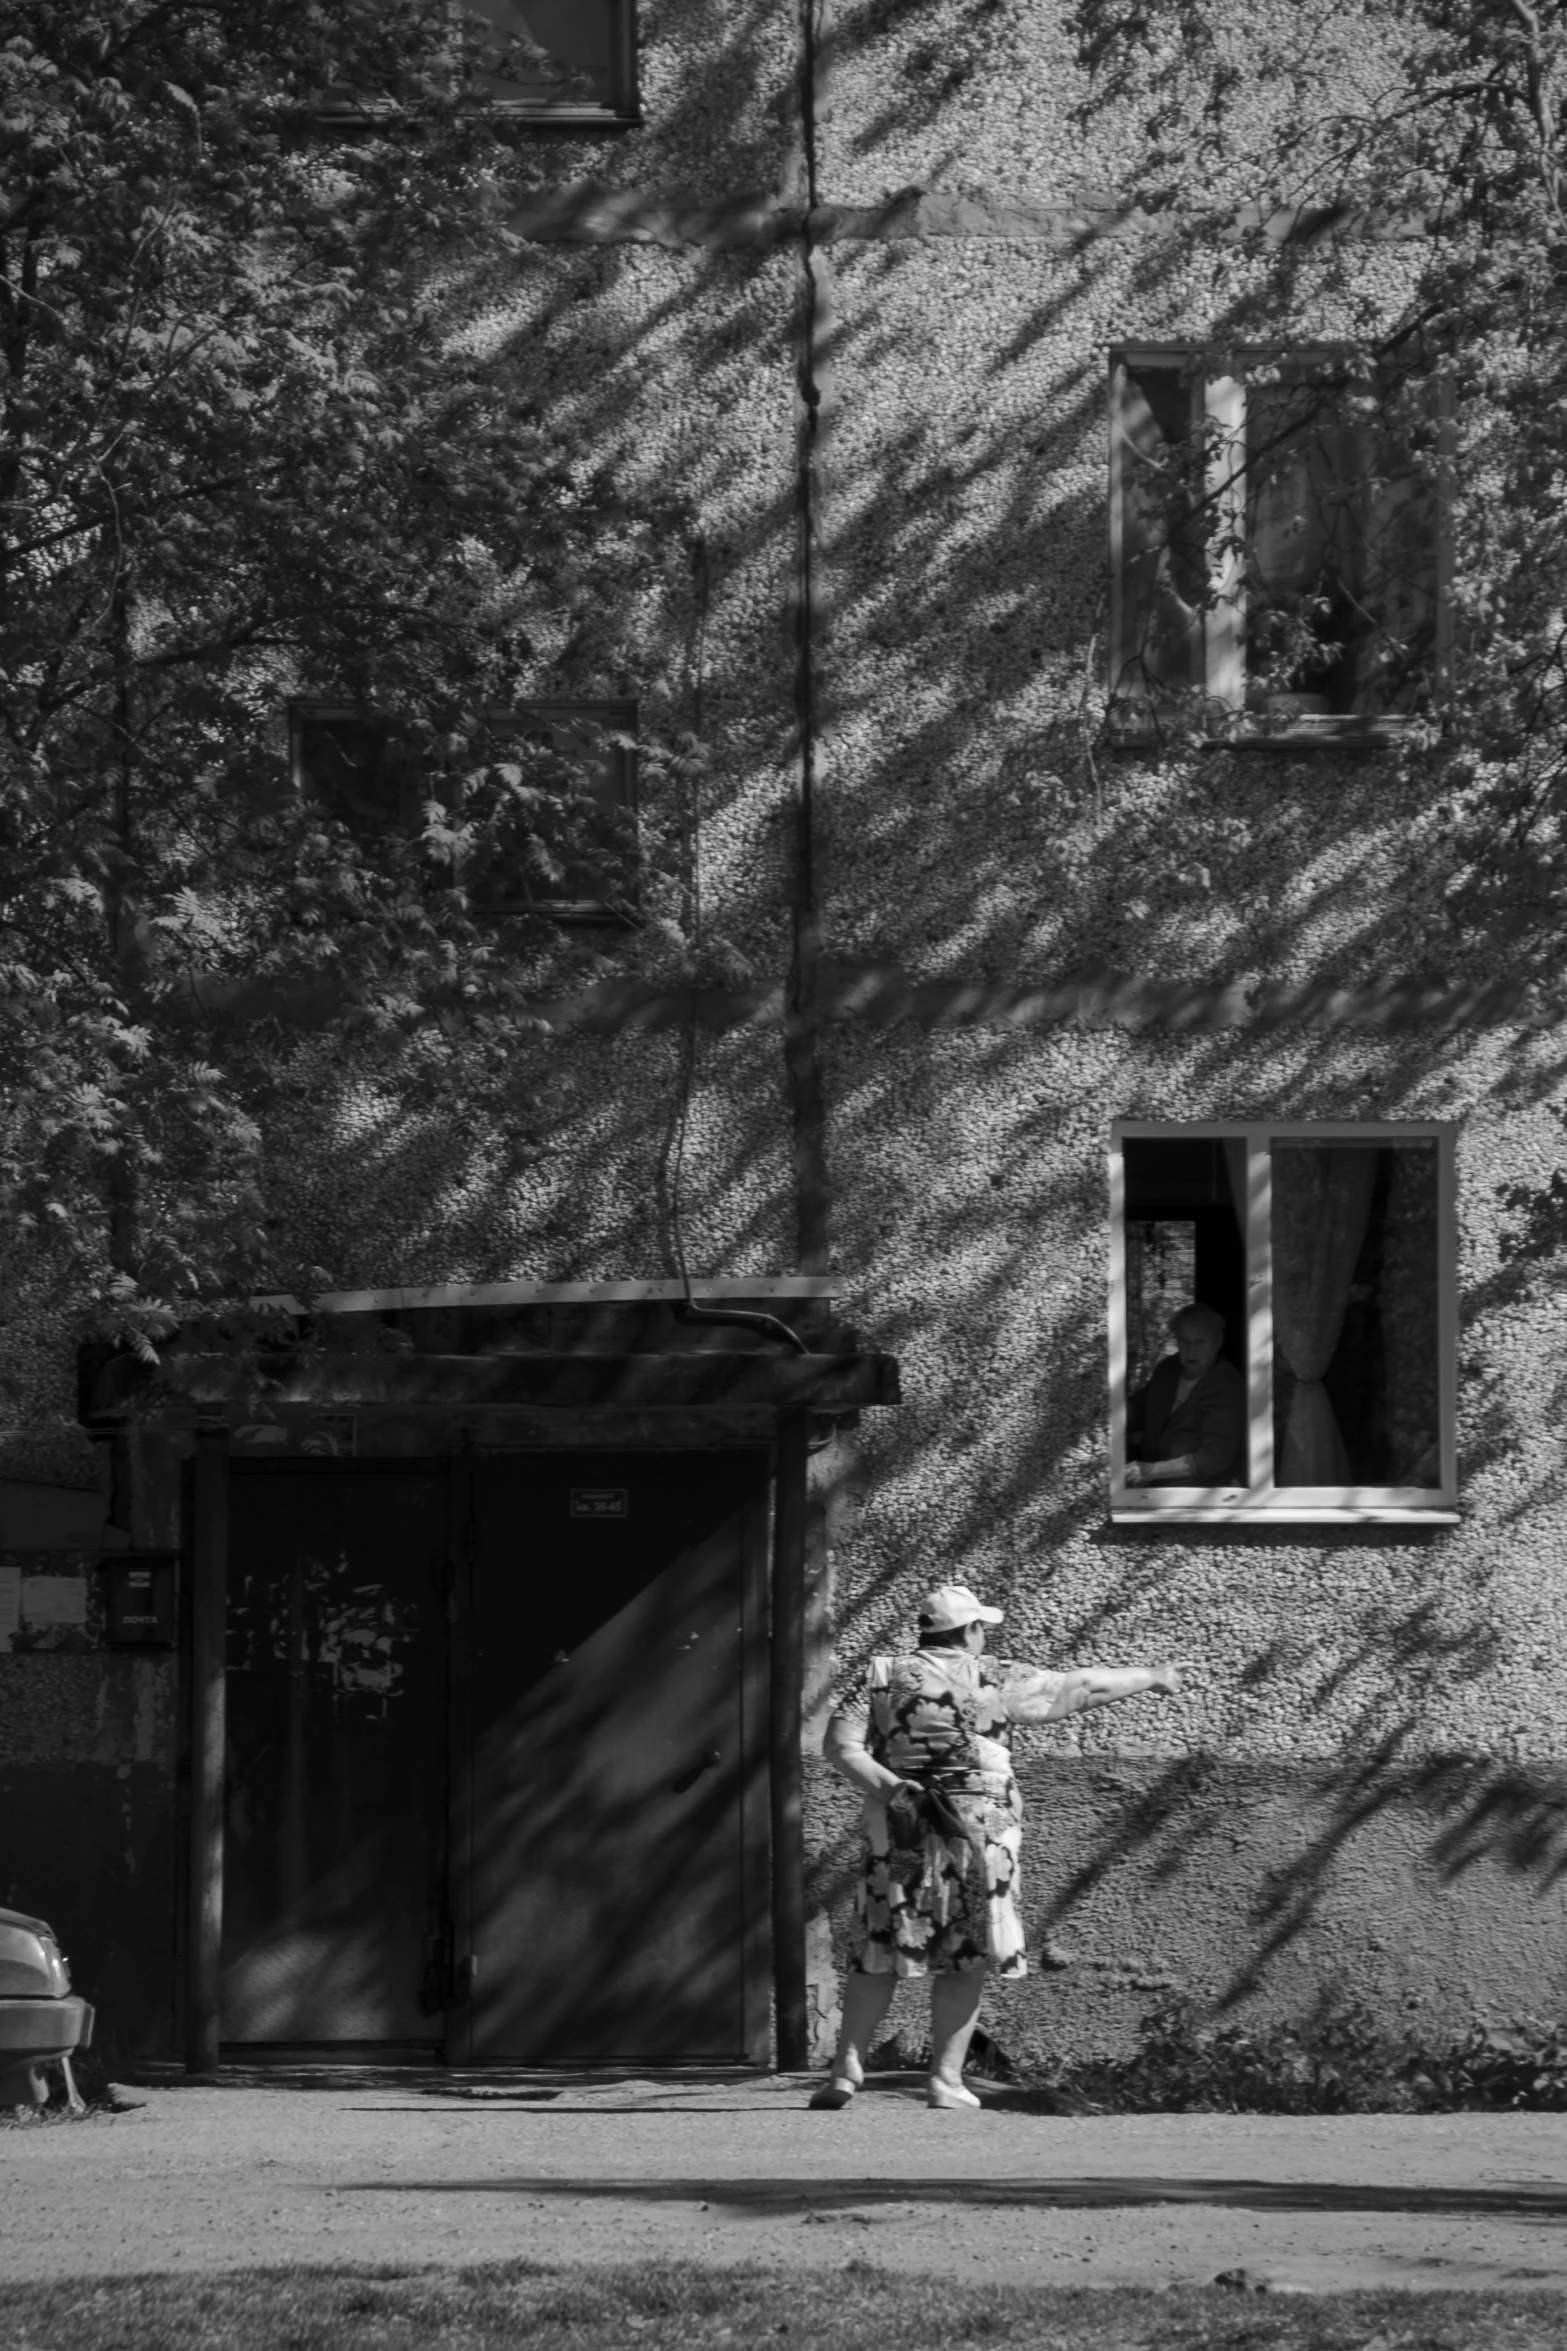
[1110,1122,1458,1523]
[291,698,638,924]
[1109,349,1447,742]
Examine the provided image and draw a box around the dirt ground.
[4,2072,1566,2297]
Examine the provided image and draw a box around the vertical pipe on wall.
[786,0,831,1276]
[185,1422,229,2073]
[770,1405,810,2070]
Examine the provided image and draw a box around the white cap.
[918,1582,1004,1633]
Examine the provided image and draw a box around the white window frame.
[1109,1120,1459,1525]
[1108,346,1451,744]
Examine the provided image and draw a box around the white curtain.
[1270,1147,1377,1484]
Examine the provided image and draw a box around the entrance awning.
[85,1348,900,1418]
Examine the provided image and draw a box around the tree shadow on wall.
[141,3,1567,2032]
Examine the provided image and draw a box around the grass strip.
[2,2260,1564,2351]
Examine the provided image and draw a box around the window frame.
[289,695,640,927]
[1107,345,1452,747]
[1108,1119,1459,1525]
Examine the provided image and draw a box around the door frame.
[188,1434,781,2069]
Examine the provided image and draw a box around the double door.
[220,1449,771,2062]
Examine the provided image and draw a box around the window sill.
[473,900,638,928]
[1215,717,1413,755]
[308,102,640,131]
[1111,716,1415,756]
[473,103,641,129]
[1111,1501,1458,1526]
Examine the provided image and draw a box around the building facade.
[4,0,1567,2073]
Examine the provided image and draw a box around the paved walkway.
[3,2072,1566,2295]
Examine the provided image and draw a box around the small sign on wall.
[98,1555,177,1648]
[570,1488,629,1519]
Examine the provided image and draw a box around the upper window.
[464,700,638,924]
[291,698,638,925]
[318,3,637,126]
[1110,1122,1457,1523]
[290,708,423,839]
[459,1,637,121]
[1109,350,1447,742]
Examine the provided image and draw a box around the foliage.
[1030,1992,1567,2114]
[1070,0,1567,964]
[0,2,666,1345]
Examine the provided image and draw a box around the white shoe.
[926,2077,981,2109]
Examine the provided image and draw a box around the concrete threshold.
[121,2059,775,2095]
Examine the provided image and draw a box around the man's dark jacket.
[1128,1355,1246,1483]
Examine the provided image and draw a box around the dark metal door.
[453,1450,770,2063]
[221,1463,449,2050]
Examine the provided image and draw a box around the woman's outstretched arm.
[1001,1660,1189,1721]
[1054,1662,1185,1712]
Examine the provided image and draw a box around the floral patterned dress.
[831,1649,1083,1981]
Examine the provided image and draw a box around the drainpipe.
[788,0,830,1280]
[186,1423,229,2073]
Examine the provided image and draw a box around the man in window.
[1125,1302,1246,1487]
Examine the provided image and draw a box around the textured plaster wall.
[246,235,803,1295]
[818,1022,1567,1764]
[788,21,1567,2051]
[806,1750,1567,2069]
[505,0,800,204]
[814,228,1453,987]
[805,1018,1567,2051]
[816,0,1408,208]
[257,1023,795,1291]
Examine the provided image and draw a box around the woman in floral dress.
[814,1583,1185,2110]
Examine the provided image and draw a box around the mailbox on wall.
[97,1554,177,1648]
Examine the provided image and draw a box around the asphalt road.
[3,2074,1565,2295]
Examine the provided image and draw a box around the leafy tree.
[0,0,658,1353]
[1071,0,1567,962]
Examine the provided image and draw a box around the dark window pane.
[1245,377,1368,715]
[1125,1219,1197,1391]
[1113,362,1205,707]
[293,711,419,838]
[1122,1136,1248,1486]
[462,0,620,107]
[467,702,637,923]
[1245,374,1438,719]
[1271,1142,1440,1486]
